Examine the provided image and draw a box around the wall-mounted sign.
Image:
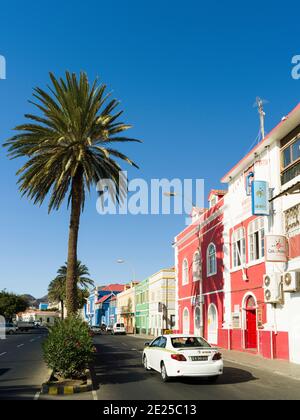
[265,235,288,262]
[257,305,264,329]
[252,180,270,216]
[232,312,241,329]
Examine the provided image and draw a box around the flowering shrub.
[43,317,94,379]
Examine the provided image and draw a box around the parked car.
[90,326,102,335]
[112,322,126,335]
[142,334,223,382]
[16,321,35,332]
[106,325,113,333]
[5,323,17,335]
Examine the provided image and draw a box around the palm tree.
[48,261,94,318]
[4,72,141,315]
[48,277,65,319]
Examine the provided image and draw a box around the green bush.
[43,317,95,379]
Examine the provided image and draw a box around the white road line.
[92,390,98,401]
[0,352,7,357]
[17,343,24,348]
[30,339,35,342]
[33,392,40,401]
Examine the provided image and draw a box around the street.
[0,329,49,400]
[2,331,300,400]
[90,334,300,401]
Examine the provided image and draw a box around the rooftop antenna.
[254,97,268,141]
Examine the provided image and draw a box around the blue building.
[84,284,124,326]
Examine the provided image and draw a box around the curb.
[41,369,93,395]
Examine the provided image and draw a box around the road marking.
[0,352,7,357]
[17,343,24,348]
[33,392,40,400]
[30,339,35,342]
[92,390,98,401]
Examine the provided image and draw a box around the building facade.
[84,284,124,326]
[174,191,227,348]
[135,278,149,334]
[116,281,139,333]
[174,102,300,364]
[16,310,59,326]
[148,268,176,336]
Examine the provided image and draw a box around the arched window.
[182,258,189,285]
[183,307,190,334]
[193,251,201,281]
[207,243,217,276]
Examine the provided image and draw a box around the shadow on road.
[174,367,257,385]
[0,384,40,400]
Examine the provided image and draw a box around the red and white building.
[174,190,227,348]
[175,103,300,364]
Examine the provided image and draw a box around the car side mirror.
[144,342,150,347]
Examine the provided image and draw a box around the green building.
[135,277,149,334]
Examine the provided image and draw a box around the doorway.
[245,296,257,349]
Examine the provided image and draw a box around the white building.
[220,102,300,363]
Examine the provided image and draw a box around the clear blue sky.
[1,0,300,297]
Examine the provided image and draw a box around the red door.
[246,310,257,349]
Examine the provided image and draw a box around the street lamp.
[163,191,195,207]
[116,259,136,282]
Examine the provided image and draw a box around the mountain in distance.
[21,294,48,308]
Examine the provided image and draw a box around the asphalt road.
[2,331,300,400]
[0,329,49,400]
[90,333,300,400]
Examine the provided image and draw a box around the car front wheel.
[143,355,151,371]
[161,362,169,382]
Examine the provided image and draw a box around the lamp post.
[116,259,136,282]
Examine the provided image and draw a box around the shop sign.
[252,180,270,216]
[265,235,288,262]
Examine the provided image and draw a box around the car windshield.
[171,337,211,348]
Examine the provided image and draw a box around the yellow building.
[149,268,175,336]
[116,281,139,333]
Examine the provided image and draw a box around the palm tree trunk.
[66,169,83,316]
[61,300,64,320]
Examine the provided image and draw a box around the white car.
[112,322,126,335]
[142,334,223,382]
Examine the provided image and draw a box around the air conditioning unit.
[263,273,282,304]
[282,272,300,293]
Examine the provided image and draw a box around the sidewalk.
[221,348,300,382]
[131,333,155,341]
